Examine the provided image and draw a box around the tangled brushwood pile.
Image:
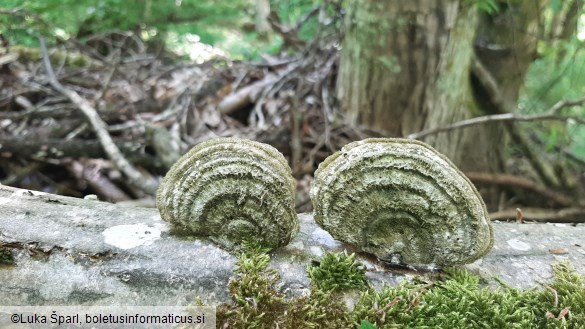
[0,12,367,211]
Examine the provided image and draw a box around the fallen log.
[0,184,584,306]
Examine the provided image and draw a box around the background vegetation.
[4,0,582,155]
[0,0,584,213]
[0,0,323,60]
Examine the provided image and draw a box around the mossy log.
[0,184,583,306]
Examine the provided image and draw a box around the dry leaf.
[516,208,523,224]
[549,248,569,255]
[557,307,570,320]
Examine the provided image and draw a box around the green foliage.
[549,0,562,13]
[520,38,585,160]
[0,0,332,60]
[218,242,585,329]
[307,251,368,292]
[0,0,246,51]
[464,0,500,13]
[518,2,585,160]
[360,320,378,329]
[0,0,343,61]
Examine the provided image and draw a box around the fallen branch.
[67,159,131,202]
[465,172,576,207]
[408,104,585,140]
[490,207,585,223]
[217,75,277,115]
[40,38,158,195]
[0,52,18,66]
[0,136,155,162]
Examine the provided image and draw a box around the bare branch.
[489,207,585,223]
[408,100,585,140]
[465,172,575,207]
[547,95,585,114]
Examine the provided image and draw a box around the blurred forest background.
[0,0,584,221]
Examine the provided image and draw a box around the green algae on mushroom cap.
[310,138,493,267]
[156,137,299,250]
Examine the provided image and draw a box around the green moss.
[0,246,15,266]
[217,240,289,328]
[352,262,584,328]
[295,288,352,328]
[213,244,584,329]
[307,251,367,292]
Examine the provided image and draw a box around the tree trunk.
[336,0,542,175]
[337,1,489,171]
[255,0,271,38]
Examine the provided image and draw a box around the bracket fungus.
[156,137,299,250]
[310,138,493,267]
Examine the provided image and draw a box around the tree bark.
[336,0,544,174]
[255,0,271,37]
[1,185,584,306]
[338,1,492,171]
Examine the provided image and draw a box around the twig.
[465,172,575,207]
[408,91,584,188]
[64,122,89,140]
[0,136,143,159]
[408,111,585,140]
[217,75,278,115]
[294,6,321,31]
[489,207,585,223]
[268,11,305,50]
[410,56,584,189]
[547,95,585,114]
[67,159,131,202]
[94,49,121,102]
[321,86,334,151]
[543,284,558,307]
[39,37,158,195]
[516,208,523,224]
[250,83,270,128]
[288,92,303,176]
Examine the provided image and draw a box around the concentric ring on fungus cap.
[310,138,493,267]
[157,137,299,250]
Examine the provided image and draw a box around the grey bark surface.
[0,185,583,306]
